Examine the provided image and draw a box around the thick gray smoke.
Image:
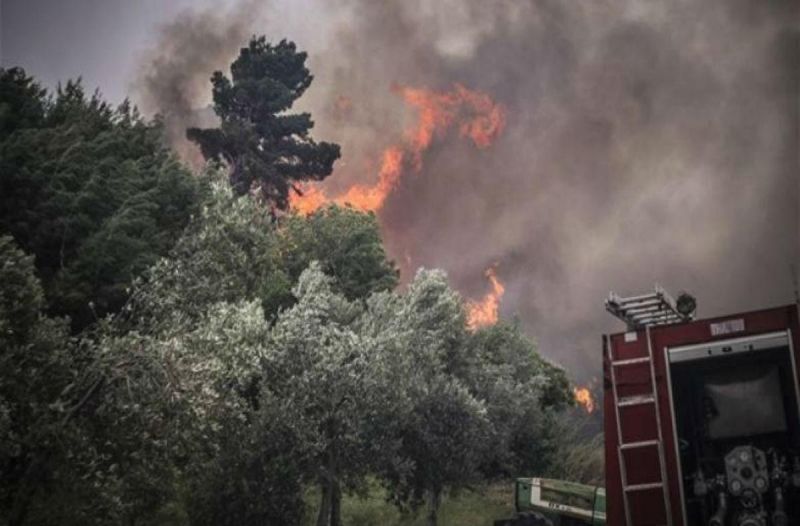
[135,0,799,381]
[133,1,261,166]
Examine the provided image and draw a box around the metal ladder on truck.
[605,286,692,526]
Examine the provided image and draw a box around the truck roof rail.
[605,285,693,330]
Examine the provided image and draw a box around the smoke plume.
[133,2,261,166]
[135,0,799,380]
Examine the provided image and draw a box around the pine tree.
[187,38,340,209]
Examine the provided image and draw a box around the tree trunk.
[8,455,45,526]
[426,488,441,526]
[331,479,343,526]
[316,478,332,526]
[9,378,103,526]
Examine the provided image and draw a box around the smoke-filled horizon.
[134,0,799,381]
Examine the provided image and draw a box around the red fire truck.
[603,287,800,526]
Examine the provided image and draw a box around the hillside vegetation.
[0,39,599,526]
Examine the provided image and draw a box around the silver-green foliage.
[364,269,572,526]
[366,269,490,526]
[464,322,573,479]
[0,172,572,526]
[128,170,288,328]
[101,171,403,526]
[260,263,409,526]
[258,264,572,526]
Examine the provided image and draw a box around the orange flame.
[290,83,506,214]
[466,266,506,330]
[335,146,405,212]
[573,387,595,414]
[291,184,329,215]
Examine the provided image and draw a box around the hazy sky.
[3,0,184,101]
[0,0,322,103]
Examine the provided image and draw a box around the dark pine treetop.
[187,37,341,209]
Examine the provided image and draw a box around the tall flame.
[290,83,506,214]
[466,266,506,330]
[573,386,595,414]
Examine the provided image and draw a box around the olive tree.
[365,269,572,526]
[465,322,572,478]
[127,170,399,329]
[364,269,490,526]
[259,263,409,526]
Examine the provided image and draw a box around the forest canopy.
[0,67,201,331]
[0,40,586,526]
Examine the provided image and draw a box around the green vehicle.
[494,478,606,526]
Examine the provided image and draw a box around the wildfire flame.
[573,387,595,414]
[466,266,506,330]
[290,83,506,214]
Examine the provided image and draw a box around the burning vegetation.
[573,386,596,414]
[466,265,506,330]
[290,83,506,214]
[132,0,799,387]
[290,83,511,333]
[5,0,796,523]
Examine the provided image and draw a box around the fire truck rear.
[604,288,800,526]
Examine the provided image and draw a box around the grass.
[303,479,514,526]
